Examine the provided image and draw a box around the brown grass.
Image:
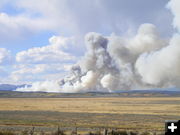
[0,97,179,115]
[0,97,179,132]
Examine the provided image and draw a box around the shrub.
[20,130,29,135]
[0,131,16,135]
[110,130,128,135]
[87,132,98,135]
[140,132,151,135]
[51,129,66,135]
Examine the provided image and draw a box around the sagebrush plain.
[0,97,179,133]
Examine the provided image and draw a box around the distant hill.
[0,83,179,97]
[0,89,180,98]
[0,84,27,91]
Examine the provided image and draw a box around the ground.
[0,97,179,134]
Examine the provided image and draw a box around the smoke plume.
[16,0,180,92]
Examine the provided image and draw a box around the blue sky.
[0,0,177,84]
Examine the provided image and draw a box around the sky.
[0,0,177,86]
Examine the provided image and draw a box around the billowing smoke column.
[16,22,180,92]
[15,0,180,93]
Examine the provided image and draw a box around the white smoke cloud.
[108,24,166,66]
[167,0,180,31]
[16,24,167,92]
[135,34,180,87]
[16,0,180,93]
[16,81,62,93]
[100,74,119,92]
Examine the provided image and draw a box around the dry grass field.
[0,97,180,115]
[0,97,179,133]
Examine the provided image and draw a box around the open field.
[0,97,179,134]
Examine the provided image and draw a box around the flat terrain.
[0,97,179,133]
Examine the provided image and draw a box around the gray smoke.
[16,22,180,92]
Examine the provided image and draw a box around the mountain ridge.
[0,89,180,98]
[0,84,28,91]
